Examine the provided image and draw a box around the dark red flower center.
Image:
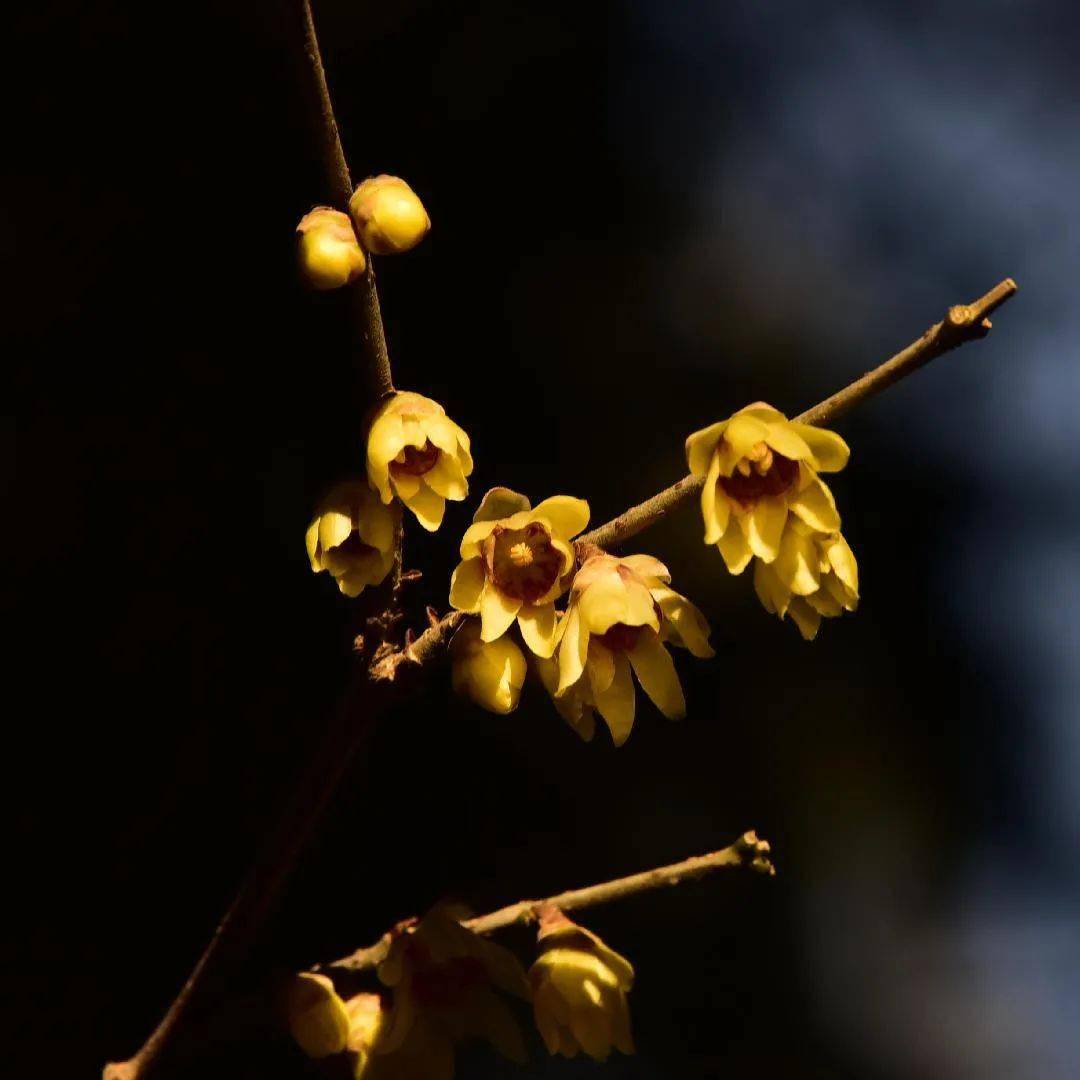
[390,440,440,477]
[596,622,643,652]
[718,447,798,507]
[484,522,563,604]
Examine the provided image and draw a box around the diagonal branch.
[324,831,775,973]
[579,278,1018,551]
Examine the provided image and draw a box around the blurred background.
[9,0,1079,1076]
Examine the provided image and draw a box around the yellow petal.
[752,560,790,616]
[423,452,468,501]
[652,586,715,658]
[472,486,530,523]
[422,412,462,456]
[685,421,727,476]
[305,519,322,571]
[717,521,753,574]
[787,597,821,640]
[400,482,445,532]
[619,554,671,584]
[459,517,499,558]
[557,608,590,693]
[585,642,616,696]
[805,588,844,617]
[531,495,591,540]
[578,574,659,635]
[762,420,813,461]
[611,990,634,1054]
[747,496,788,562]
[389,469,421,500]
[479,582,521,641]
[356,497,397,554]
[773,529,821,596]
[286,973,351,1059]
[628,630,686,720]
[594,653,636,746]
[365,413,405,503]
[720,413,770,468]
[788,475,840,533]
[518,602,558,658]
[319,509,352,552]
[449,557,486,612]
[700,453,725,545]
[789,423,850,472]
[825,533,859,595]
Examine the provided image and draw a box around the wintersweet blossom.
[529,906,634,1062]
[296,207,366,289]
[450,620,527,714]
[376,906,530,1068]
[305,481,398,597]
[366,391,473,531]
[286,972,352,1058]
[686,402,849,574]
[553,553,713,745]
[754,520,859,640]
[349,175,431,255]
[449,487,590,657]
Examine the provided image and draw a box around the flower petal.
[460,518,499,558]
[717,522,753,574]
[753,560,790,616]
[578,574,659,635]
[594,653,636,746]
[788,476,840,533]
[762,420,813,461]
[685,421,727,476]
[356,498,396,553]
[318,509,352,553]
[773,528,821,595]
[825,533,859,595]
[366,413,405,502]
[789,423,850,472]
[557,608,590,694]
[746,496,787,562]
[531,495,591,540]
[700,453,726,544]
[305,519,322,570]
[619,554,671,584]
[400,482,446,531]
[479,584,521,641]
[720,413,770,467]
[652,586,714,658]
[472,486,530,523]
[518,602,558,658]
[787,597,822,640]
[424,452,469,501]
[449,557,486,612]
[628,630,686,720]
[585,642,616,696]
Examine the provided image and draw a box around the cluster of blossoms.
[686,402,859,639]
[448,488,714,745]
[286,906,633,1077]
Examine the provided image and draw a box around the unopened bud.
[297,207,366,289]
[349,175,430,255]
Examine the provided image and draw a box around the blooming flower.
[296,207,366,289]
[376,906,530,1069]
[305,481,398,597]
[450,620,527,714]
[553,553,713,746]
[366,391,473,531]
[349,175,431,255]
[529,906,634,1062]
[754,520,859,640]
[449,487,590,657]
[686,402,849,574]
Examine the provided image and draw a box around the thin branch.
[579,278,1018,551]
[325,831,775,973]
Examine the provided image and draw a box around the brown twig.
[579,278,1018,551]
[324,831,775,973]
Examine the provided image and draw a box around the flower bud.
[450,620,527,715]
[286,972,351,1058]
[297,207,366,289]
[349,175,431,255]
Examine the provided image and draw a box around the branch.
[579,278,1018,550]
[324,831,775,973]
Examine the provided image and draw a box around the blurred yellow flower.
[754,520,859,640]
[686,402,849,574]
[349,175,431,255]
[376,906,530,1069]
[450,620,526,714]
[286,972,352,1058]
[553,553,713,746]
[529,906,634,1062]
[449,487,589,657]
[305,481,398,597]
[366,391,473,531]
[296,207,366,289]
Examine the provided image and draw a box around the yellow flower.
[286,972,352,1058]
[686,402,849,574]
[449,488,590,658]
[754,520,859,640]
[376,906,530,1068]
[349,175,431,255]
[296,207,366,289]
[535,654,598,742]
[366,391,473,531]
[529,906,634,1062]
[553,553,714,746]
[305,481,398,597]
[346,993,390,1077]
[450,620,527,714]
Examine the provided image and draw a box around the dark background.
[9,1,1079,1077]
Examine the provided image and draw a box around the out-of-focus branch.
[325,831,775,973]
[579,278,1018,551]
